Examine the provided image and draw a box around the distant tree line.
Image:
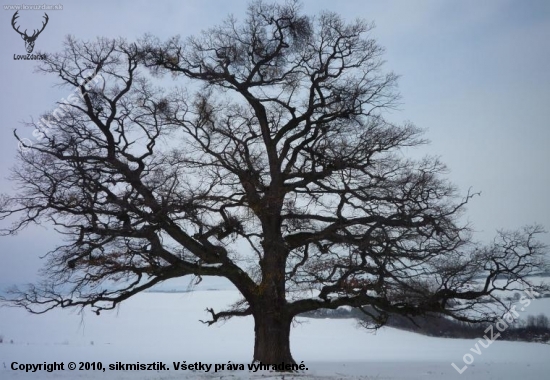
[304,303,550,343]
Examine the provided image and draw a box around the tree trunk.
[253,308,295,365]
[254,211,295,365]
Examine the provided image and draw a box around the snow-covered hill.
[1,287,549,379]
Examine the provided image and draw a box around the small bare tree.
[1,1,548,365]
[536,314,550,329]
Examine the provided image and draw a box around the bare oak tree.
[1,1,548,365]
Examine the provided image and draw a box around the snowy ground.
[1,287,549,379]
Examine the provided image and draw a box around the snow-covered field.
[1,286,549,379]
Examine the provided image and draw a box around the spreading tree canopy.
[1,1,547,365]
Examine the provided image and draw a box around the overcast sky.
[0,0,549,287]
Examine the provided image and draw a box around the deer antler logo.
[11,11,49,53]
